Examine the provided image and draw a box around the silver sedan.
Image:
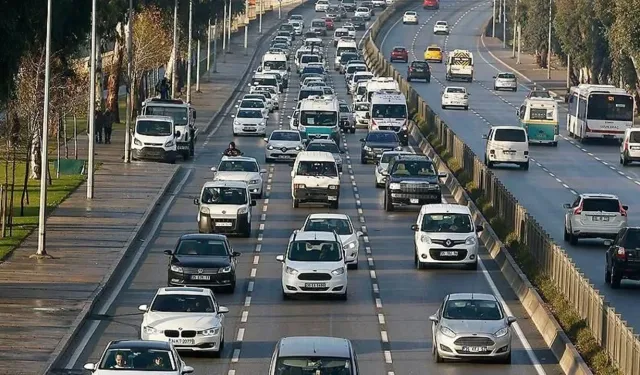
[493,72,518,91]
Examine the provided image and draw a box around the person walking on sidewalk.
[94,110,104,144]
[103,110,114,144]
[155,78,171,99]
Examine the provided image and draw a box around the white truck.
[141,98,197,159]
[445,49,474,82]
[131,115,180,164]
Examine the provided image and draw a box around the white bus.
[369,91,409,145]
[567,84,635,141]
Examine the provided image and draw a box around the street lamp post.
[492,0,496,37]
[87,0,97,200]
[171,0,179,98]
[124,0,133,163]
[207,18,211,71]
[186,0,193,102]
[244,0,248,55]
[259,0,263,34]
[213,19,218,72]
[547,0,552,79]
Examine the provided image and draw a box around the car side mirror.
[163,250,173,256]
[290,171,295,178]
[211,167,218,172]
[260,168,267,174]
[623,205,629,210]
[410,224,419,231]
[192,110,196,119]
[287,115,292,119]
[138,304,148,312]
[231,114,236,118]
[193,198,199,205]
[276,254,285,262]
[83,363,96,371]
[492,76,496,79]
[235,104,239,108]
[482,134,488,139]
[257,67,262,72]
[562,203,571,209]
[182,366,195,374]
[429,314,438,323]
[251,200,257,206]
[219,306,230,314]
[232,251,241,257]
[507,316,517,325]
[356,231,363,237]
[438,172,447,178]
[476,224,484,232]
[604,239,613,247]
[247,83,252,87]
[359,138,366,142]
[175,130,181,138]
[516,109,520,116]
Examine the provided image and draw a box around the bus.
[298,96,340,144]
[369,91,409,145]
[567,84,635,142]
[517,97,559,146]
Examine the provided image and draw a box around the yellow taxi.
[424,45,443,63]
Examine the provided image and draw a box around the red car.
[390,46,409,63]
[423,0,439,9]
[325,18,335,30]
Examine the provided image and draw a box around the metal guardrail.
[361,1,640,374]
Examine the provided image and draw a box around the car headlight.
[134,138,142,146]
[164,139,175,148]
[395,146,403,151]
[238,206,249,215]
[331,267,345,275]
[389,183,400,190]
[439,326,456,338]
[420,234,432,243]
[260,121,266,126]
[268,145,274,150]
[170,264,183,273]
[249,179,260,185]
[494,327,509,338]
[143,326,159,335]
[343,241,356,250]
[363,146,372,151]
[285,266,299,275]
[465,236,477,245]
[200,327,221,336]
[218,266,232,273]
[402,125,407,130]
[295,146,301,151]
[200,206,210,215]
[234,121,241,126]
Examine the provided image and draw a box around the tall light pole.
[492,0,496,38]
[502,0,506,48]
[227,0,232,50]
[244,0,248,55]
[222,2,227,61]
[34,0,53,258]
[278,0,282,19]
[87,0,97,200]
[547,0,552,79]
[186,0,193,102]
[207,18,212,71]
[213,19,218,72]
[171,0,179,98]
[512,0,517,57]
[566,54,571,89]
[124,0,133,163]
[259,0,263,34]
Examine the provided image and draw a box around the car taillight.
[573,201,583,215]
[619,202,627,216]
[616,247,627,260]
[463,95,468,99]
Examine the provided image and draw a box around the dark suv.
[407,61,431,82]
[605,227,640,288]
[384,155,446,211]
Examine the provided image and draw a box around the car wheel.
[563,225,570,241]
[441,105,445,109]
[282,289,291,300]
[338,289,348,300]
[384,193,394,211]
[610,265,622,288]
[407,76,412,82]
[242,219,252,238]
[569,232,579,246]
[361,157,367,164]
[433,340,443,363]
[226,280,236,294]
[522,161,529,170]
[330,200,339,209]
[494,86,498,91]
[464,106,469,110]
[265,157,273,163]
[622,154,630,165]
[426,77,431,83]
[414,252,423,269]
[466,261,478,270]
[499,352,512,364]
[293,199,300,208]
[350,128,355,134]
[605,265,611,284]
[347,261,358,270]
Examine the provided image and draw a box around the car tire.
[569,232,579,246]
[441,105,446,109]
[605,265,611,284]
[610,265,622,288]
[622,154,629,165]
[293,199,300,208]
[242,219,252,238]
[348,261,358,270]
[433,340,443,363]
[493,86,498,91]
[426,77,431,83]
[414,252,423,269]
[265,157,273,163]
[563,225,570,241]
[464,106,469,110]
[225,280,236,294]
[407,76,412,82]
[513,88,517,92]
[499,352,512,364]
[521,161,529,170]
[361,157,367,164]
[330,200,339,209]
[282,289,291,300]
[384,193,394,211]
[350,128,356,134]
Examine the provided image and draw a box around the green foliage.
[519,0,551,52]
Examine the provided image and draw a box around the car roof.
[419,203,471,215]
[436,20,448,23]
[445,86,466,90]
[292,231,340,241]
[393,46,407,49]
[203,180,249,189]
[108,340,172,350]
[579,193,619,200]
[136,115,173,122]
[277,336,352,358]
[272,129,299,134]
[308,138,338,144]
[368,130,397,135]
[491,125,525,131]
[306,213,350,221]
[156,286,211,296]
[447,293,497,301]
[392,154,432,162]
[381,150,411,156]
[296,151,336,162]
[220,155,258,163]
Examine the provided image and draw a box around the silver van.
[269,336,359,374]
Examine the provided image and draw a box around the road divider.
[359,1,640,375]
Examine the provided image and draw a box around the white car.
[343,24,356,38]
[375,150,413,187]
[372,0,386,7]
[251,85,280,108]
[289,14,304,27]
[433,20,449,34]
[349,71,374,93]
[195,180,256,236]
[83,340,194,374]
[315,0,329,11]
[211,156,267,198]
[139,287,229,355]
[243,93,272,113]
[236,98,268,118]
[289,109,300,130]
[620,127,640,165]
[354,7,371,20]
[301,213,363,269]
[290,21,303,35]
[411,204,483,270]
[441,86,469,110]
[563,193,628,245]
[264,130,305,162]
[276,230,348,299]
[231,108,267,136]
[353,101,370,128]
[291,151,341,209]
[402,11,418,24]
[483,126,530,170]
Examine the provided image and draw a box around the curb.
[42,164,182,375]
[407,124,593,375]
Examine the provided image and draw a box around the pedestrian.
[103,111,113,144]
[155,78,170,99]
[94,110,104,144]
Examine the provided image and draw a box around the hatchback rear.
[620,128,640,165]
[390,46,408,62]
[563,194,628,245]
[493,72,517,91]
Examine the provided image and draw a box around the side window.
[487,129,493,141]
[571,197,581,208]
[614,229,625,245]
[578,98,587,120]
[519,105,526,119]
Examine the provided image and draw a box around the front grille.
[298,273,332,281]
[138,147,165,157]
[300,286,330,291]
[182,267,220,274]
[400,182,438,192]
[372,148,391,154]
[300,187,330,194]
[454,337,495,347]
[164,330,179,338]
[181,330,196,338]
[429,248,468,261]
[431,239,466,247]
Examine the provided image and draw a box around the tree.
[519,0,552,66]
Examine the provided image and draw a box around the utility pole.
[222,2,227,62]
[547,0,552,79]
[278,0,282,19]
[213,19,218,72]
[34,0,53,258]
[196,39,201,92]
[502,0,506,48]
[171,0,179,98]
[227,1,232,52]
[259,0,263,34]
[207,18,211,71]
[186,0,193,102]
[124,0,133,163]
[87,0,97,200]
[244,0,249,55]
[516,23,521,63]
[492,0,496,38]
[566,54,571,89]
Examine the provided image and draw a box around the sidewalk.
[0,3,305,375]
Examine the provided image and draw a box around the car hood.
[214,171,260,182]
[286,260,343,272]
[388,175,439,184]
[365,141,400,149]
[420,232,473,240]
[442,319,506,335]
[144,311,222,331]
[202,203,246,215]
[235,117,265,125]
[172,255,231,268]
[93,370,178,375]
[269,140,302,149]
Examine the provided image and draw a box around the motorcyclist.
[223,142,242,156]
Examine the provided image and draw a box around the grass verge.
[414,115,619,375]
[0,162,84,260]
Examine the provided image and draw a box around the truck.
[140,98,197,159]
[445,49,474,82]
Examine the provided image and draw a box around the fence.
[361,1,640,374]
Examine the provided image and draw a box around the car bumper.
[362,149,393,161]
[266,149,300,160]
[434,29,449,34]
[442,99,468,107]
[391,55,408,61]
[436,332,511,360]
[403,18,418,23]
[495,82,517,89]
[355,118,370,127]
[282,273,347,295]
[233,124,266,135]
[487,153,528,164]
[198,213,250,234]
[416,243,478,264]
[409,72,431,79]
[340,118,355,129]
[388,191,442,205]
[569,222,625,238]
[132,148,177,162]
[168,268,236,288]
[142,331,223,352]
[293,187,339,203]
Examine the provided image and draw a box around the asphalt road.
[56,5,563,375]
[377,0,640,331]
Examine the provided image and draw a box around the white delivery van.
[364,77,400,103]
[334,40,358,67]
[260,53,290,88]
[620,128,640,165]
[131,115,180,164]
[291,151,341,209]
[483,126,529,170]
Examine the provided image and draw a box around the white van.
[483,126,529,170]
[334,40,358,66]
[620,128,640,165]
[260,53,290,88]
[131,115,179,164]
[291,151,341,208]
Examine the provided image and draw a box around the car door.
[565,196,581,229]
[485,128,494,153]
[226,238,239,269]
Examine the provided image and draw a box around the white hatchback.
[355,7,371,19]
[441,86,469,110]
[211,156,267,198]
[433,20,449,34]
[300,213,363,269]
[403,11,418,24]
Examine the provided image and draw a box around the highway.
[55,5,562,375]
[377,0,640,331]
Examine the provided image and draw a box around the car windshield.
[380,153,406,163]
[300,111,337,126]
[346,65,366,73]
[150,294,215,313]
[290,15,303,20]
[271,132,300,141]
[371,104,407,118]
[406,11,416,15]
[412,62,429,68]
[200,186,247,205]
[288,240,342,261]
[339,104,350,113]
[354,103,369,112]
[304,218,352,235]
[421,213,473,233]
[529,90,551,98]
[354,74,373,82]
[297,160,338,177]
[393,48,406,53]
[587,93,634,121]
[630,131,640,143]
[99,349,176,371]
[391,160,436,176]
[307,142,340,153]
[446,87,465,94]
[340,53,358,63]
[312,21,325,27]
[218,160,259,172]
[257,91,272,99]
[498,73,516,79]
[443,299,503,320]
[335,30,348,37]
[303,67,324,75]
[582,198,620,212]
[240,100,264,109]
[264,60,287,70]
[366,132,398,143]
[352,16,363,21]
[299,90,324,100]
[144,106,188,125]
[275,357,352,375]
[252,77,278,86]
[436,21,447,26]
[493,129,526,142]
[280,24,293,31]
[301,55,320,63]
[245,95,265,102]
[427,47,440,51]
[237,109,263,118]
[136,120,172,136]
[175,238,229,256]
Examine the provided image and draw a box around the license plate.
[177,144,189,150]
[462,346,486,353]
[192,275,210,280]
[243,127,255,131]
[169,338,195,345]
[328,196,337,201]
[305,283,326,288]
[414,68,423,72]
[592,216,610,221]
[603,134,615,138]
[215,222,233,227]
[410,198,419,204]
[441,251,458,256]
[278,155,291,159]
[503,150,515,154]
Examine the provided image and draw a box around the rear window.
[427,47,441,51]
[582,198,619,213]
[498,73,516,79]
[411,61,429,68]
[622,230,640,249]
[494,129,526,142]
[393,47,406,52]
[629,131,640,143]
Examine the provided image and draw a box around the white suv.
[194,180,256,237]
[563,193,628,245]
[291,151,341,209]
[211,156,267,198]
[300,213,363,269]
[411,204,483,270]
[276,230,348,299]
[315,0,329,11]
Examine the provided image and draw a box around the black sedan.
[165,233,240,293]
[360,130,403,164]
[351,16,366,30]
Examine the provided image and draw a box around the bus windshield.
[587,94,634,121]
[300,111,338,126]
[371,104,407,118]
